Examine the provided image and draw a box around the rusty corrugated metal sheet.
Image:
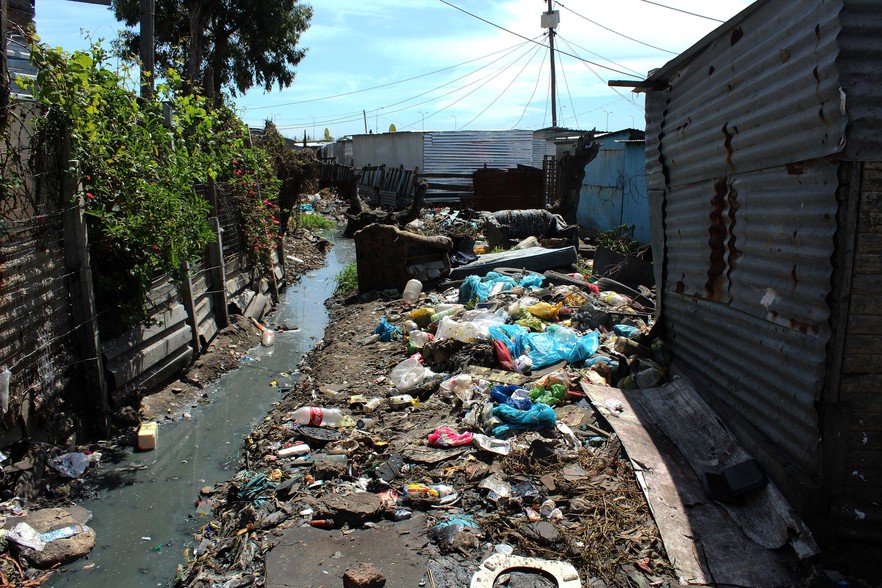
[646,0,847,186]
[645,0,848,486]
[0,218,76,434]
[838,0,882,160]
[422,130,533,175]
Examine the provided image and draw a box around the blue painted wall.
[576,130,649,243]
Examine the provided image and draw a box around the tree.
[111,0,312,102]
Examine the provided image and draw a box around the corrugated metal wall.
[0,215,77,444]
[577,141,650,243]
[645,0,849,501]
[837,0,882,161]
[422,130,534,175]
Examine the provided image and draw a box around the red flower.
[152,245,160,252]
[85,192,94,200]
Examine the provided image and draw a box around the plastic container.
[261,329,275,346]
[278,443,310,457]
[408,330,432,347]
[290,406,344,427]
[402,279,423,304]
[388,394,415,408]
[363,397,386,413]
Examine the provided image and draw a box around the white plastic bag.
[51,452,90,478]
[434,317,484,343]
[390,357,431,393]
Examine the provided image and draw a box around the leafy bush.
[297,214,336,230]
[595,224,643,256]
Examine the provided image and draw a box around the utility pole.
[363,110,368,134]
[542,0,559,127]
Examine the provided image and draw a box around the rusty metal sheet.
[646,0,846,186]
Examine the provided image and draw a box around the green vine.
[18,36,281,330]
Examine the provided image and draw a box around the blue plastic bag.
[488,324,528,357]
[522,326,599,368]
[489,385,533,410]
[458,272,519,303]
[613,324,640,338]
[491,403,556,437]
[374,317,402,342]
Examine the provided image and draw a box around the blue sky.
[35,0,753,139]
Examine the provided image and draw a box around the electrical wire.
[243,38,539,112]
[555,45,580,128]
[396,38,544,130]
[437,0,641,78]
[555,1,677,55]
[556,36,645,113]
[276,37,541,131]
[272,37,540,130]
[638,0,725,23]
[511,46,548,129]
[460,41,546,130]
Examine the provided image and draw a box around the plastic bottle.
[363,397,386,413]
[402,279,423,304]
[261,329,275,346]
[290,406,344,427]
[408,330,432,347]
[388,394,415,408]
[278,443,310,457]
[430,306,463,323]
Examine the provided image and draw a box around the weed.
[335,262,359,295]
[298,213,336,231]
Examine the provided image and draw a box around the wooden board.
[582,382,812,586]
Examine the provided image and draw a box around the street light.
[452,115,457,131]
[418,111,427,131]
[375,107,383,132]
[602,110,611,131]
[310,115,315,141]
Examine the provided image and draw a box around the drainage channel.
[50,234,354,588]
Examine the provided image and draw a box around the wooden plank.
[618,379,819,560]
[225,273,250,297]
[116,346,193,401]
[179,261,202,356]
[207,215,229,328]
[843,354,882,374]
[106,324,193,388]
[843,334,882,355]
[62,159,109,436]
[102,304,189,361]
[846,315,882,335]
[848,295,882,315]
[581,383,802,586]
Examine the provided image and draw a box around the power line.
[244,38,539,112]
[437,0,641,79]
[555,1,677,55]
[556,45,579,129]
[556,36,645,113]
[555,33,643,78]
[269,38,537,129]
[511,46,548,129]
[638,0,725,23]
[396,38,543,131]
[461,41,546,130]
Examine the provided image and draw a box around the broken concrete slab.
[316,492,384,527]
[6,507,96,569]
[449,246,578,279]
[265,515,429,588]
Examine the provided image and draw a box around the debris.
[343,562,387,588]
[469,554,581,588]
[137,422,159,451]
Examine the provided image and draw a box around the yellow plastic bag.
[528,301,564,321]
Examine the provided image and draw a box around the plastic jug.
[402,279,423,304]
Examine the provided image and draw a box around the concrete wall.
[352,132,424,170]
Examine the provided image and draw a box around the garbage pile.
[175,268,674,587]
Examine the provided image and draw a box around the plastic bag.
[528,301,563,321]
[493,339,515,371]
[390,357,432,392]
[488,324,528,357]
[613,324,641,338]
[522,326,600,369]
[7,522,45,551]
[374,317,402,342]
[514,355,533,374]
[489,385,533,410]
[434,317,484,343]
[491,403,557,437]
[51,452,90,478]
[428,425,474,447]
[458,272,518,304]
[529,383,567,407]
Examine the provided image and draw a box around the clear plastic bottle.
[291,406,344,427]
[402,279,423,304]
[261,329,275,346]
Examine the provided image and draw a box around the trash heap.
[175,269,674,587]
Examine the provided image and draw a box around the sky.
[35,0,755,139]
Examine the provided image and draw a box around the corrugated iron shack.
[577,129,649,243]
[346,130,534,204]
[643,0,882,571]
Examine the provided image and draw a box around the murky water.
[50,234,354,588]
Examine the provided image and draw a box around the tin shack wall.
[644,0,848,512]
[577,138,649,243]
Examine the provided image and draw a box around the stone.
[522,521,562,545]
[311,458,347,480]
[317,492,383,527]
[343,563,386,588]
[10,507,96,569]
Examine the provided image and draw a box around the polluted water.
[49,235,354,587]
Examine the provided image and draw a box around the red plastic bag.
[428,425,474,447]
[493,339,515,371]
